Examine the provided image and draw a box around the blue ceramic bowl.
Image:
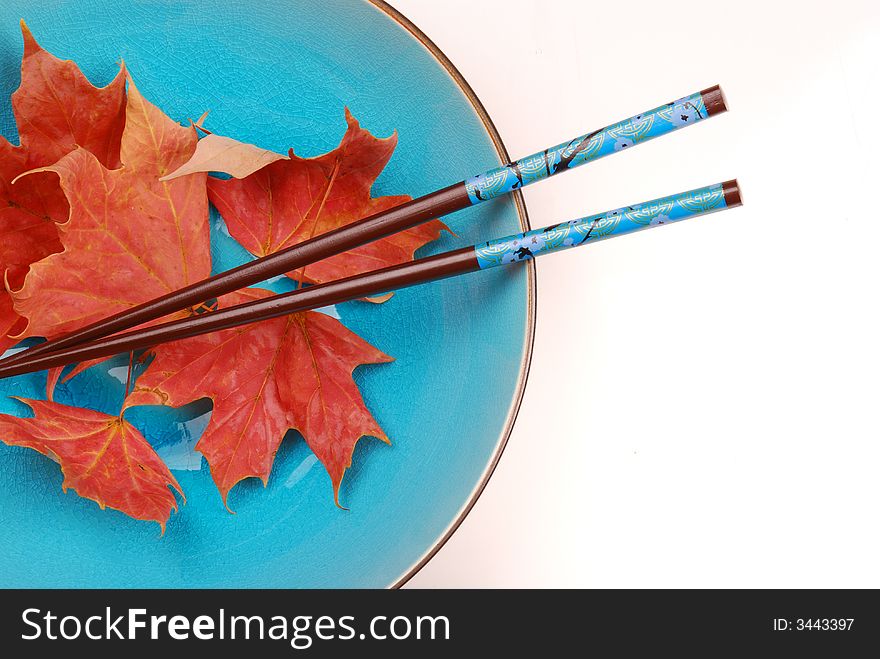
[0,0,533,588]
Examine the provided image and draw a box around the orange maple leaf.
[197,109,449,286]
[0,22,126,353]
[10,74,210,344]
[0,399,183,530]
[126,288,392,507]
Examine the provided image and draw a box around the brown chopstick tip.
[722,179,742,208]
[700,84,728,116]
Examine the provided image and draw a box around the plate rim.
[367,0,537,589]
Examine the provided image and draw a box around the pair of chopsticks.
[0,85,739,379]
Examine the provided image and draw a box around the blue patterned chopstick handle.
[473,182,735,269]
[464,88,721,205]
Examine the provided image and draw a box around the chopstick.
[0,85,728,369]
[0,180,741,380]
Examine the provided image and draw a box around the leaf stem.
[124,350,134,398]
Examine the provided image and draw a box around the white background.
[398,0,880,588]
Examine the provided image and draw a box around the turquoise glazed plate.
[0,0,533,588]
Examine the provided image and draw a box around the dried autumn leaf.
[0,142,62,353]
[126,288,392,506]
[0,296,22,354]
[12,21,126,168]
[0,398,182,530]
[0,148,65,280]
[10,74,210,340]
[0,22,126,351]
[202,108,448,285]
[160,133,288,181]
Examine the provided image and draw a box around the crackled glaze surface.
[0,0,531,588]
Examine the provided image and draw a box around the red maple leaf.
[0,399,182,530]
[195,109,448,286]
[10,74,210,342]
[126,288,392,506]
[0,22,126,352]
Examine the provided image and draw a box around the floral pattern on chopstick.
[473,183,727,268]
[464,92,709,204]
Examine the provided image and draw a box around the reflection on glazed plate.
[0,0,534,588]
